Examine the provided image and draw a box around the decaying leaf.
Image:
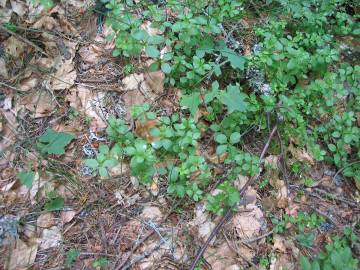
[141,206,163,223]
[204,242,239,270]
[20,91,56,118]
[37,212,56,228]
[7,239,38,270]
[289,144,314,165]
[50,62,77,90]
[10,0,27,16]
[3,36,26,58]
[135,119,158,143]
[39,226,62,249]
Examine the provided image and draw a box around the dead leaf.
[0,58,9,78]
[289,144,314,165]
[3,36,26,58]
[141,206,163,223]
[150,176,159,196]
[135,119,158,142]
[20,91,56,118]
[66,86,107,129]
[10,0,27,16]
[39,226,62,249]
[232,203,265,239]
[78,44,103,64]
[144,71,165,94]
[109,162,130,177]
[19,77,38,92]
[204,242,238,270]
[265,155,279,170]
[50,62,76,90]
[198,221,216,242]
[37,212,56,228]
[61,209,76,224]
[7,239,38,270]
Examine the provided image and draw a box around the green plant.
[17,170,35,189]
[65,249,80,267]
[300,235,358,270]
[37,129,74,155]
[45,191,64,211]
[85,144,121,178]
[92,257,108,268]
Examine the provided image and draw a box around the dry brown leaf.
[21,91,56,118]
[39,226,62,249]
[144,71,165,94]
[264,155,279,170]
[50,62,76,90]
[289,144,314,165]
[0,58,9,79]
[3,36,26,58]
[66,86,107,129]
[7,239,38,270]
[109,162,130,177]
[19,77,38,92]
[61,210,76,224]
[0,5,12,23]
[135,119,158,143]
[208,152,228,164]
[141,206,163,223]
[204,242,238,270]
[0,110,17,153]
[150,176,159,196]
[37,212,56,228]
[10,0,27,16]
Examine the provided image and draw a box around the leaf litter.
[0,1,359,270]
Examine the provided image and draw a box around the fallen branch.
[189,125,278,270]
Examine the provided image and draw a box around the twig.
[237,230,274,244]
[0,25,50,57]
[189,125,278,270]
[276,129,289,196]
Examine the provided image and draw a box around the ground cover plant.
[0,0,359,269]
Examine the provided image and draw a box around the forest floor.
[0,1,359,270]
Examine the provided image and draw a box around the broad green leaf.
[230,132,241,144]
[216,144,227,155]
[145,46,160,58]
[205,81,220,103]
[37,129,74,155]
[99,167,109,177]
[161,63,172,74]
[180,92,201,116]
[45,196,64,211]
[221,49,246,70]
[215,133,227,144]
[85,159,99,168]
[299,256,311,270]
[149,62,159,72]
[220,85,248,113]
[17,171,35,189]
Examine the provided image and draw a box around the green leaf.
[17,171,35,189]
[92,257,108,268]
[180,92,201,116]
[221,49,246,70]
[85,159,99,168]
[145,46,160,58]
[328,144,336,152]
[299,256,311,270]
[215,133,227,144]
[220,85,248,114]
[205,81,220,103]
[216,144,227,155]
[99,167,109,177]
[37,129,74,155]
[45,196,64,211]
[65,249,80,266]
[161,63,172,74]
[230,132,241,144]
[149,62,159,72]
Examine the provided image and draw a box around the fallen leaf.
[141,206,163,223]
[10,0,27,16]
[150,176,159,196]
[0,58,9,78]
[19,77,39,92]
[3,36,26,58]
[7,239,38,270]
[39,226,62,249]
[264,155,279,170]
[144,71,165,94]
[61,209,76,224]
[78,44,103,64]
[37,212,56,228]
[21,91,56,118]
[135,119,158,143]
[50,62,76,90]
[289,144,314,165]
[198,221,216,242]
[204,242,238,270]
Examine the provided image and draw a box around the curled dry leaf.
[144,71,165,94]
[264,155,279,170]
[61,209,76,224]
[289,144,314,165]
[19,77,38,92]
[7,239,38,270]
[135,119,158,143]
[0,58,9,79]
